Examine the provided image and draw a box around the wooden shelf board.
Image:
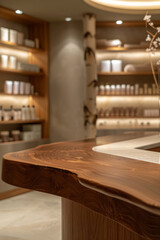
[0,119,44,125]
[0,67,43,76]
[0,40,44,53]
[97,128,159,131]
[0,93,39,97]
[97,95,159,97]
[98,117,159,119]
[96,46,148,51]
[98,72,156,76]
[96,21,160,28]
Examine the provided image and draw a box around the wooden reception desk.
[2,132,160,240]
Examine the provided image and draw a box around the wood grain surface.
[62,198,146,240]
[2,132,160,239]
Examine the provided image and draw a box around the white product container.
[116,84,121,95]
[99,85,105,95]
[13,81,19,94]
[4,81,13,94]
[25,105,31,120]
[25,82,31,95]
[19,81,25,94]
[105,85,110,95]
[9,29,18,44]
[3,110,10,121]
[101,60,111,72]
[24,39,35,48]
[0,131,9,142]
[9,56,17,69]
[1,55,8,68]
[21,106,26,120]
[111,85,116,95]
[11,130,20,141]
[17,32,24,45]
[111,60,122,72]
[31,105,36,119]
[0,27,9,42]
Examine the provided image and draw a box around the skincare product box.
[9,56,17,69]
[24,82,31,95]
[101,60,111,72]
[24,39,35,48]
[17,32,24,45]
[111,60,122,72]
[9,29,18,44]
[1,55,8,68]
[13,81,19,94]
[4,81,13,94]
[0,27,9,42]
[19,81,25,95]
[17,62,40,72]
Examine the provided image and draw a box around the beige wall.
[49,21,86,142]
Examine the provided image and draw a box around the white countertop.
[93,134,160,164]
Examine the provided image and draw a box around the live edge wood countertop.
[2,132,160,240]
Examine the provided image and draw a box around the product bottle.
[21,105,26,120]
[31,105,36,119]
[10,105,14,120]
[26,105,31,120]
[0,106,2,121]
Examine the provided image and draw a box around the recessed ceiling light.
[15,9,23,15]
[116,20,123,25]
[65,17,72,22]
[84,0,160,11]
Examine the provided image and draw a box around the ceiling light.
[65,17,72,22]
[84,0,160,12]
[15,9,23,15]
[116,20,123,25]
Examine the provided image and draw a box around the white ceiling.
[0,0,159,22]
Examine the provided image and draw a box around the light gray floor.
[0,191,61,240]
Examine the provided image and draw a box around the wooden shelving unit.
[0,6,49,139]
[96,20,159,132]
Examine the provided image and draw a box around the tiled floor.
[0,191,61,240]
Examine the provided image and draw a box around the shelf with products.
[96,20,158,77]
[0,6,49,139]
[96,20,160,133]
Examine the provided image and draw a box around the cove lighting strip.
[84,0,160,10]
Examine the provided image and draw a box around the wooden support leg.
[62,198,146,240]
